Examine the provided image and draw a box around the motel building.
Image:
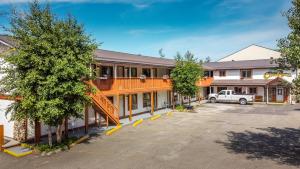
[202,45,297,103]
[0,34,296,144]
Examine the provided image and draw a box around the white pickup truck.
[208,90,254,105]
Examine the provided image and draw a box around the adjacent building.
[202,45,296,103]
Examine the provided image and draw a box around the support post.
[0,125,3,151]
[151,91,154,115]
[106,115,109,128]
[129,94,132,121]
[172,90,175,109]
[34,119,41,144]
[64,117,68,138]
[266,86,269,104]
[84,106,89,134]
[94,109,98,127]
[116,94,120,117]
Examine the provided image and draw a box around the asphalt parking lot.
[1,103,300,169]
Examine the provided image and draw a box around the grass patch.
[35,137,78,152]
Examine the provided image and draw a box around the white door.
[276,88,284,102]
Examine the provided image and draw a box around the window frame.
[219,70,226,77]
[142,68,151,77]
[240,69,252,79]
[249,87,257,94]
[128,94,138,110]
[143,93,151,107]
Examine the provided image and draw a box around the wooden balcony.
[196,77,214,87]
[93,78,172,95]
[93,77,214,96]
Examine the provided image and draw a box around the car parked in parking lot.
[208,90,254,105]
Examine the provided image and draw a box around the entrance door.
[276,88,284,102]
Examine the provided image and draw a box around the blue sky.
[0,0,292,61]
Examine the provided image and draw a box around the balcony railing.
[196,77,214,87]
[93,77,172,95]
[92,77,214,95]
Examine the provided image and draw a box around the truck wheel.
[240,98,247,105]
[210,97,216,103]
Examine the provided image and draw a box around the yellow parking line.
[106,125,122,136]
[4,149,32,158]
[150,114,161,121]
[167,112,173,116]
[132,119,143,127]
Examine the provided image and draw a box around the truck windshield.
[218,91,226,95]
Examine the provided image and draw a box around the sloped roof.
[94,49,176,67]
[218,44,281,62]
[203,59,278,70]
[0,35,16,47]
[211,79,273,86]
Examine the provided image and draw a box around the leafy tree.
[0,1,96,146]
[171,51,203,106]
[205,56,211,63]
[275,0,300,100]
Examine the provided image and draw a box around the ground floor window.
[234,87,242,94]
[143,93,151,107]
[128,94,138,110]
[217,87,227,92]
[249,87,257,94]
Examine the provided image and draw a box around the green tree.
[0,1,96,146]
[275,0,300,99]
[171,51,203,106]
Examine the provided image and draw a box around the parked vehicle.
[208,90,254,105]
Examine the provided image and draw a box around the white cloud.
[150,27,289,61]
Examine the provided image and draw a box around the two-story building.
[202,45,296,103]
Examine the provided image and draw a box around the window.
[234,87,242,94]
[152,68,157,78]
[100,66,113,78]
[130,67,137,77]
[142,68,151,77]
[117,66,124,77]
[241,69,252,79]
[249,87,257,94]
[217,87,227,92]
[143,93,151,107]
[128,94,138,110]
[219,70,226,77]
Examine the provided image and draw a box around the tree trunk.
[47,126,52,147]
[189,96,191,106]
[181,95,184,106]
[56,124,63,144]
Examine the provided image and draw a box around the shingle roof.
[211,79,273,86]
[94,49,176,67]
[0,35,16,47]
[203,59,278,70]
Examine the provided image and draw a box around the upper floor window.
[241,69,252,79]
[142,68,151,77]
[219,70,226,77]
[131,67,137,77]
[100,66,113,78]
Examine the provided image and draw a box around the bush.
[35,137,78,152]
[175,105,185,112]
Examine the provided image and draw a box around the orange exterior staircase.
[85,81,120,125]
